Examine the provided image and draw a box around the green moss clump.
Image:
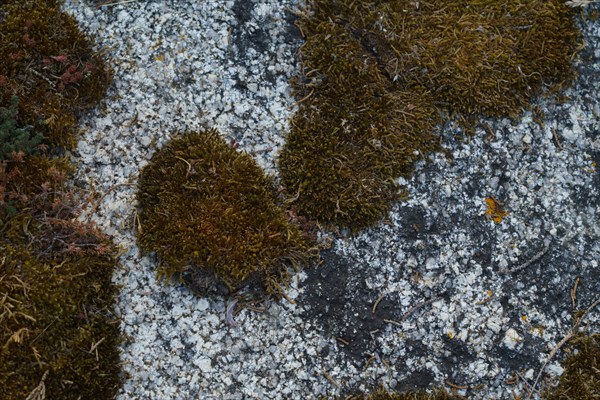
[543,334,600,399]
[279,0,580,230]
[0,2,121,398]
[339,388,463,400]
[1,143,122,400]
[0,187,121,400]
[1,134,121,399]
[278,21,440,230]
[137,129,313,297]
[0,0,111,150]
[368,0,579,117]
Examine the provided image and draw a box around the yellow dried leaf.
[485,196,508,223]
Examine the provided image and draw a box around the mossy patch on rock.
[365,0,580,117]
[137,129,314,297]
[0,0,111,150]
[337,387,463,400]
[279,0,581,231]
[544,333,600,399]
[0,237,121,400]
[1,132,121,400]
[0,147,121,400]
[1,1,121,398]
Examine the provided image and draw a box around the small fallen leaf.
[485,196,509,223]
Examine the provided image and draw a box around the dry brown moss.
[0,239,121,400]
[279,7,441,231]
[543,334,600,399]
[137,129,314,297]
[279,0,581,230]
[0,1,121,398]
[1,140,121,400]
[279,22,440,229]
[371,0,579,117]
[0,154,121,400]
[339,387,464,400]
[0,0,111,150]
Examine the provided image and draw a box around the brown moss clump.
[340,388,463,400]
[1,154,74,213]
[137,129,313,297]
[278,20,440,230]
[0,239,121,400]
[369,0,579,117]
[279,0,581,230]
[0,1,121,398]
[0,151,121,399]
[1,133,121,400]
[543,334,600,399]
[0,0,111,150]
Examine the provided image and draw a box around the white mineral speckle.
[503,328,523,349]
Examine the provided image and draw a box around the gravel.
[64,1,599,399]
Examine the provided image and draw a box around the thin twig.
[401,296,440,322]
[527,296,600,398]
[372,292,386,314]
[552,128,563,151]
[444,379,470,390]
[321,370,339,387]
[499,245,550,274]
[514,370,539,398]
[570,277,580,309]
[96,0,144,7]
[29,69,56,88]
[528,332,575,399]
[133,209,143,235]
[226,299,238,327]
[476,290,494,305]
[271,280,296,304]
[25,370,49,400]
[89,336,106,361]
[292,88,314,107]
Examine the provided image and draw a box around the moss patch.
[544,334,600,399]
[0,233,121,400]
[1,1,121,398]
[279,0,580,230]
[1,145,121,400]
[0,0,111,150]
[137,129,314,297]
[339,387,464,400]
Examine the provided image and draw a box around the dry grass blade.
[24,370,48,400]
[566,0,600,7]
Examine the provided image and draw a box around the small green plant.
[137,129,314,297]
[0,96,43,161]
